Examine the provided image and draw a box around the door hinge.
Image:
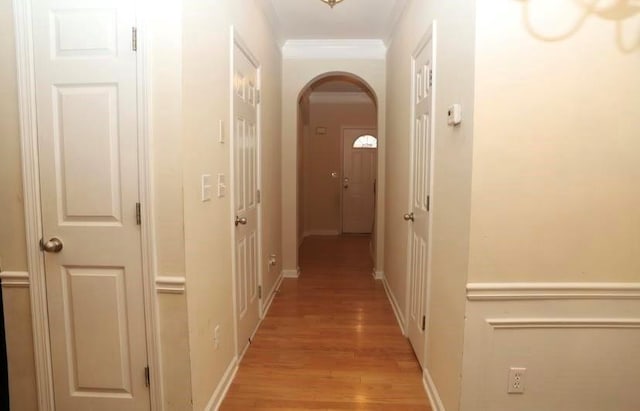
[421,315,426,331]
[256,90,261,104]
[428,69,433,88]
[132,27,137,51]
[257,189,261,204]
[426,195,430,212]
[136,202,142,225]
[258,285,262,299]
[144,366,150,387]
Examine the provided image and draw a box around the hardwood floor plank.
[221,235,431,410]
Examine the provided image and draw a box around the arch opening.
[296,72,379,269]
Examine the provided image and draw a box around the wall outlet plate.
[508,367,526,394]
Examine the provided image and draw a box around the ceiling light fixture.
[320,0,344,8]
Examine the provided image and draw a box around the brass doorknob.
[403,213,414,222]
[235,216,248,226]
[41,237,63,253]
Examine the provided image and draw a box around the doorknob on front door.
[403,212,414,222]
[343,177,349,189]
[41,237,63,253]
[235,216,247,226]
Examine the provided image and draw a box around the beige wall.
[385,0,476,409]
[0,2,38,409]
[468,0,640,283]
[0,0,27,272]
[282,59,386,273]
[181,0,281,408]
[304,100,377,234]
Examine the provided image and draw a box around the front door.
[32,0,150,409]
[232,37,261,354]
[342,129,377,234]
[406,34,434,368]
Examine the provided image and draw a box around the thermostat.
[447,104,462,126]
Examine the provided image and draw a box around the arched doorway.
[296,73,379,266]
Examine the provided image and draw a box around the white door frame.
[229,27,264,358]
[12,1,163,409]
[339,126,378,235]
[404,21,437,363]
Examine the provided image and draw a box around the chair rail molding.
[155,276,187,294]
[466,282,640,301]
[0,271,30,288]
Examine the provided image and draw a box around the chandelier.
[320,0,344,8]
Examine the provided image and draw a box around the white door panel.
[406,36,434,368]
[233,39,261,354]
[342,129,377,234]
[32,0,150,409]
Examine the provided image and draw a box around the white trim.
[282,39,386,60]
[155,276,187,294]
[303,229,340,237]
[308,91,373,105]
[423,369,446,411]
[204,356,239,411]
[136,7,164,408]
[261,271,283,318]
[486,318,640,329]
[372,270,384,280]
[0,271,30,288]
[466,282,640,301]
[382,274,406,335]
[13,0,55,407]
[282,268,300,278]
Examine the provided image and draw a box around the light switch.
[447,104,462,126]
[201,174,212,202]
[217,173,226,198]
[218,120,225,143]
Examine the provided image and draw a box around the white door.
[342,129,377,234]
[406,35,434,368]
[32,0,150,410]
[232,38,261,354]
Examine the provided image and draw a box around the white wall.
[385,0,476,409]
[282,58,386,274]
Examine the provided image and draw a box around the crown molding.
[282,39,386,60]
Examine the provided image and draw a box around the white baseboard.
[382,274,406,335]
[372,270,384,280]
[261,272,283,318]
[204,356,239,411]
[423,369,446,411]
[0,271,30,288]
[282,268,300,278]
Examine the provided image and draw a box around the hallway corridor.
[221,235,431,410]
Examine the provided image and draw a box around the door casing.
[404,21,437,368]
[12,0,163,408]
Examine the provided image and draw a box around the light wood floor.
[221,235,431,410]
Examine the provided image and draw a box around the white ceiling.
[262,0,409,43]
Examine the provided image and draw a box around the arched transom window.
[353,135,377,149]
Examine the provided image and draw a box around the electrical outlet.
[213,325,220,350]
[508,367,526,394]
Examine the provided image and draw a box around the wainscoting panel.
[460,283,640,411]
